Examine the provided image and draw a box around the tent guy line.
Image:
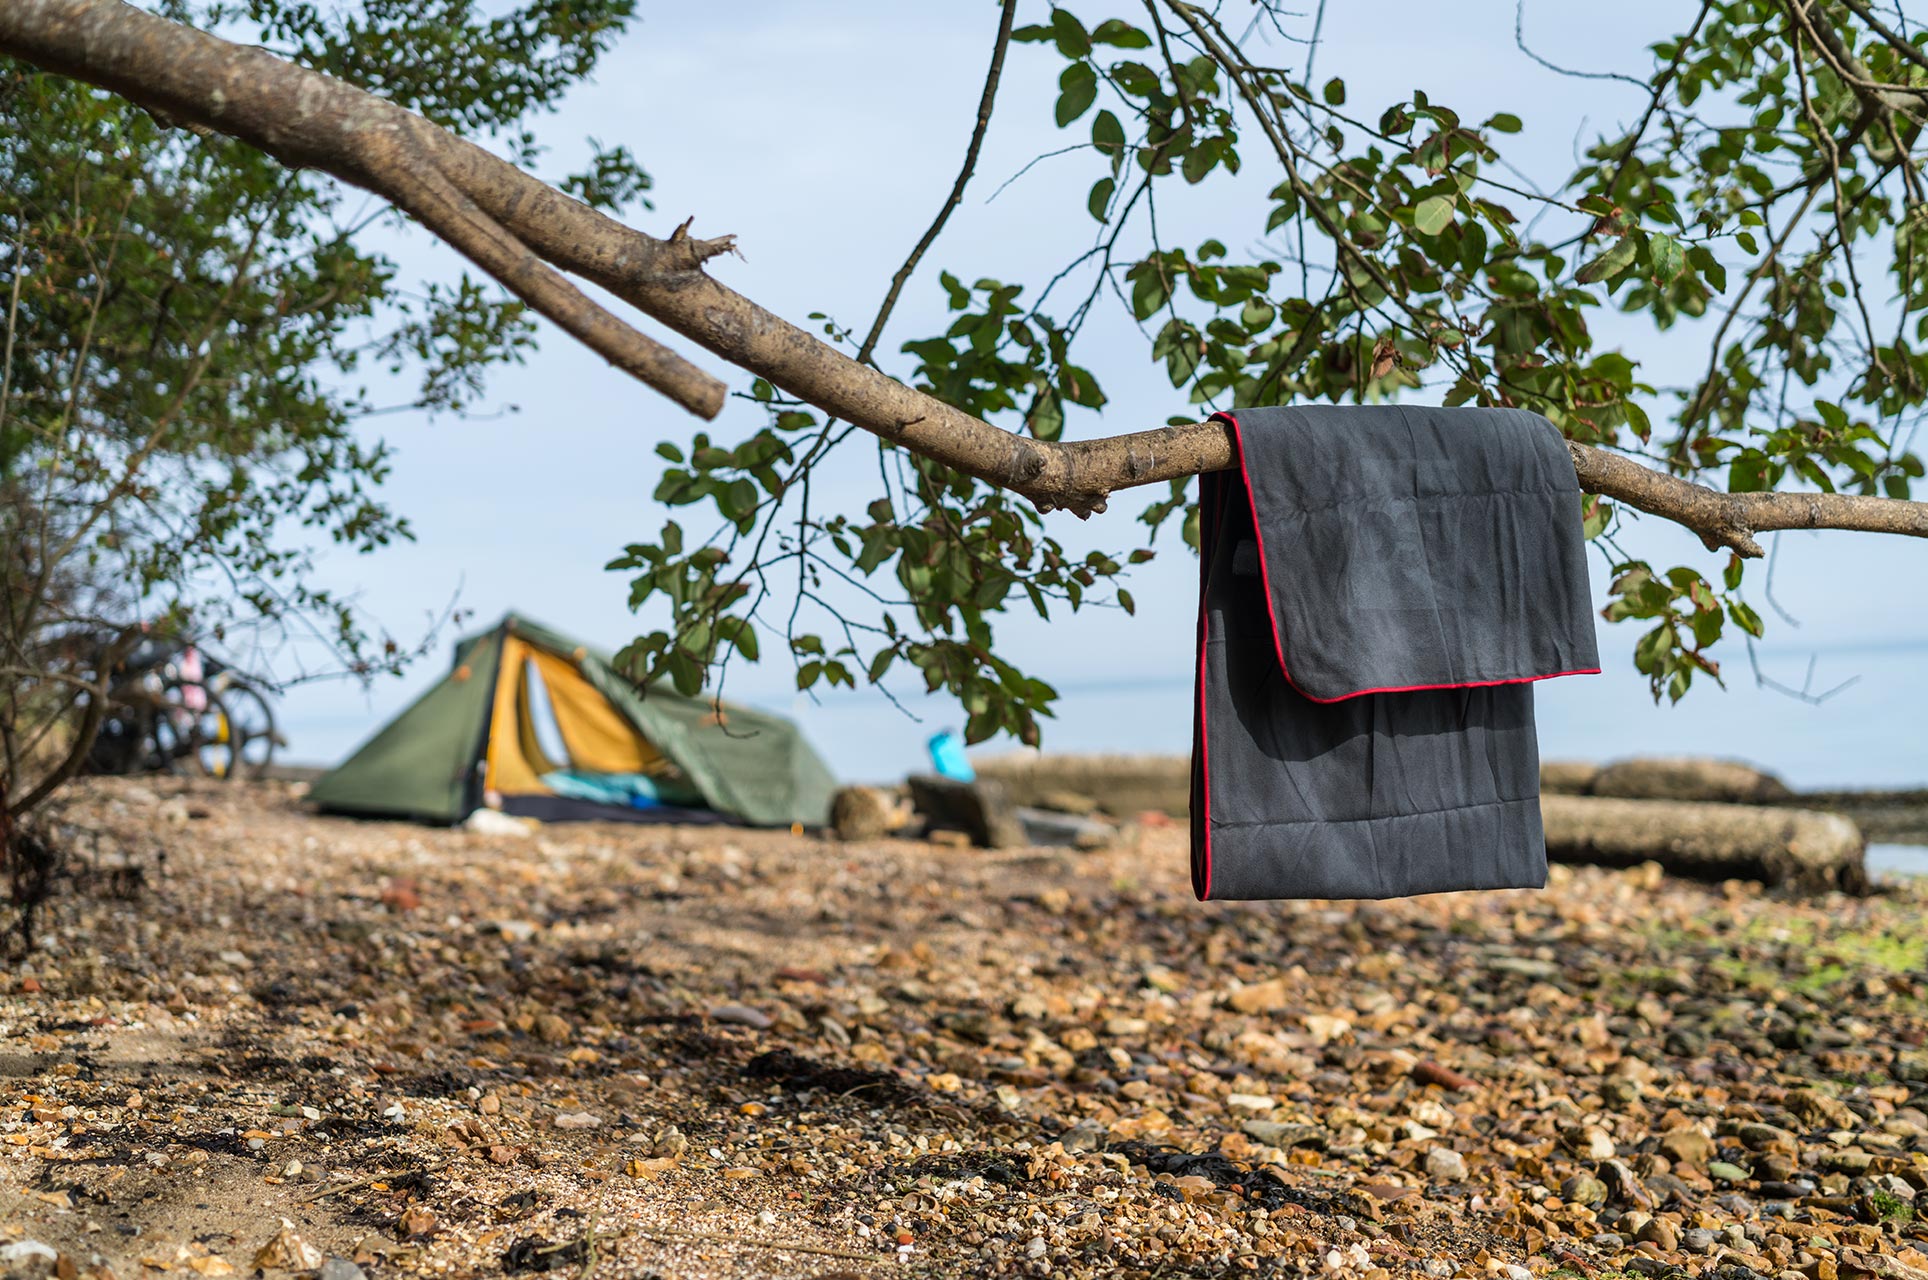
[3,0,1926,556]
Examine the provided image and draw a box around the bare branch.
[1,0,1923,558]
[856,0,1017,366]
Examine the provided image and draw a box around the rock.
[1413,1060,1478,1091]
[1242,1120,1326,1149]
[1681,1229,1717,1255]
[830,785,895,841]
[1591,1233,1626,1251]
[1636,1216,1680,1251]
[1226,978,1291,1014]
[1425,1148,1468,1181]
[1057,1120,1109,1153]
[254,1220,323,1271]
[906,774,1021,849]
[1600,1159,1656,1209]
[1567,1125,1617,1160]
[708,1003,773,1030]
[1710,1160,1751,1184]
[1660,1127,1716,1168]
[0,1242,58,1267]
[462,808,536,836]
[1737,1121,1797,1152]
[1541,795,1866,893]
[318,1260,366,1280]
[554,1111,601,1129]
[1035,789,1098,816]
[1562,1174,1609,1206]
[1225,1093,1277,1115]
[1015,807,1114,849]
[1786,1088,1860,1130]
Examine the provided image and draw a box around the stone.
[318,1260,366,1280]
[1567,1125,1617,1160]
[1660,1126,1716,1168]
[1710,1160,1751,1184]
[1242,1120,1326,1150]
[1058,1120,1109,1153]
[906,775,1021,848]
[1681,1229,1717,1255]
[1225,1093,1277,1116]
[1636,1216,1680,1251]
[830,785,896,841]
[1737,1122,1798,1153]
[1562,1174,1609,1206]
[1426,1148,1468,1182]
[0,1243,58,1267]
[1226,978,1291,1015]
[708,1003,773,1030]
[554,1111,600,1129]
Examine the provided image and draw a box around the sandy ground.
[5,777,1928,1280]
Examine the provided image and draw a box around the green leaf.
[1130,266,1169,320]
[1413,195,1455,236]
[1092,109,1126,159]
[1575,235,1639,284]
[1050,8,1090,57]
[1089,18,1151,48]
[716,616,759,661]
[654,441,683,463]
[1087,175,1115,221]
[1648,231,1686,282]
[1484,111,1523,133]
[1055,63,1098,127]
[1322,77,1346,105]
[797,660,823,690]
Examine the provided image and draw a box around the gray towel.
[1190,405,1599,901]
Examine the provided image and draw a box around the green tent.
[310,614,837,827]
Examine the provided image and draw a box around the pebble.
[1225,1093,1277,1115]
[318,1259,365,1280]
[0,1243,58,1266]
[1636,1216,1679,1251]
[554,1111,601,1129]
[1681,1228,1717,1254]
[1424,1148,1468,1181]
[709,1003,773,1030]
[1561,1173,1608,1206]
[1710,1160,1751,1183]
[1659,1126,1714,1168]
[1058,1119,1109,1153]
[1591,1233,1625,1250]
[1242,1120,1325,1149]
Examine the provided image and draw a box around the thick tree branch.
[2,0,1925,559]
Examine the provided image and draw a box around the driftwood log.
[968,753,1191,819]
[1540,795,1866,893]
[1542,756,1794,804]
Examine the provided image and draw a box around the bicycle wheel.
[152,683,236,779]
[216,678,277,778]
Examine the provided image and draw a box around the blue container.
[927,730,975,782]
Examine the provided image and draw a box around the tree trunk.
[1539,794,1866,893]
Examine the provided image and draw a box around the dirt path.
[6,778,1928,1279]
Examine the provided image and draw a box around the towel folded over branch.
[1191,405,1599,901]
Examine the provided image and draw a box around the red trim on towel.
[1209,410,1600,704]
[1195,592,1214,901]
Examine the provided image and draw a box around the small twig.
[305,1161,450,1202]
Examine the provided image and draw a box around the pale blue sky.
[271,0,1927,788]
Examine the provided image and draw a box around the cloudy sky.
[270,0,1927,788]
